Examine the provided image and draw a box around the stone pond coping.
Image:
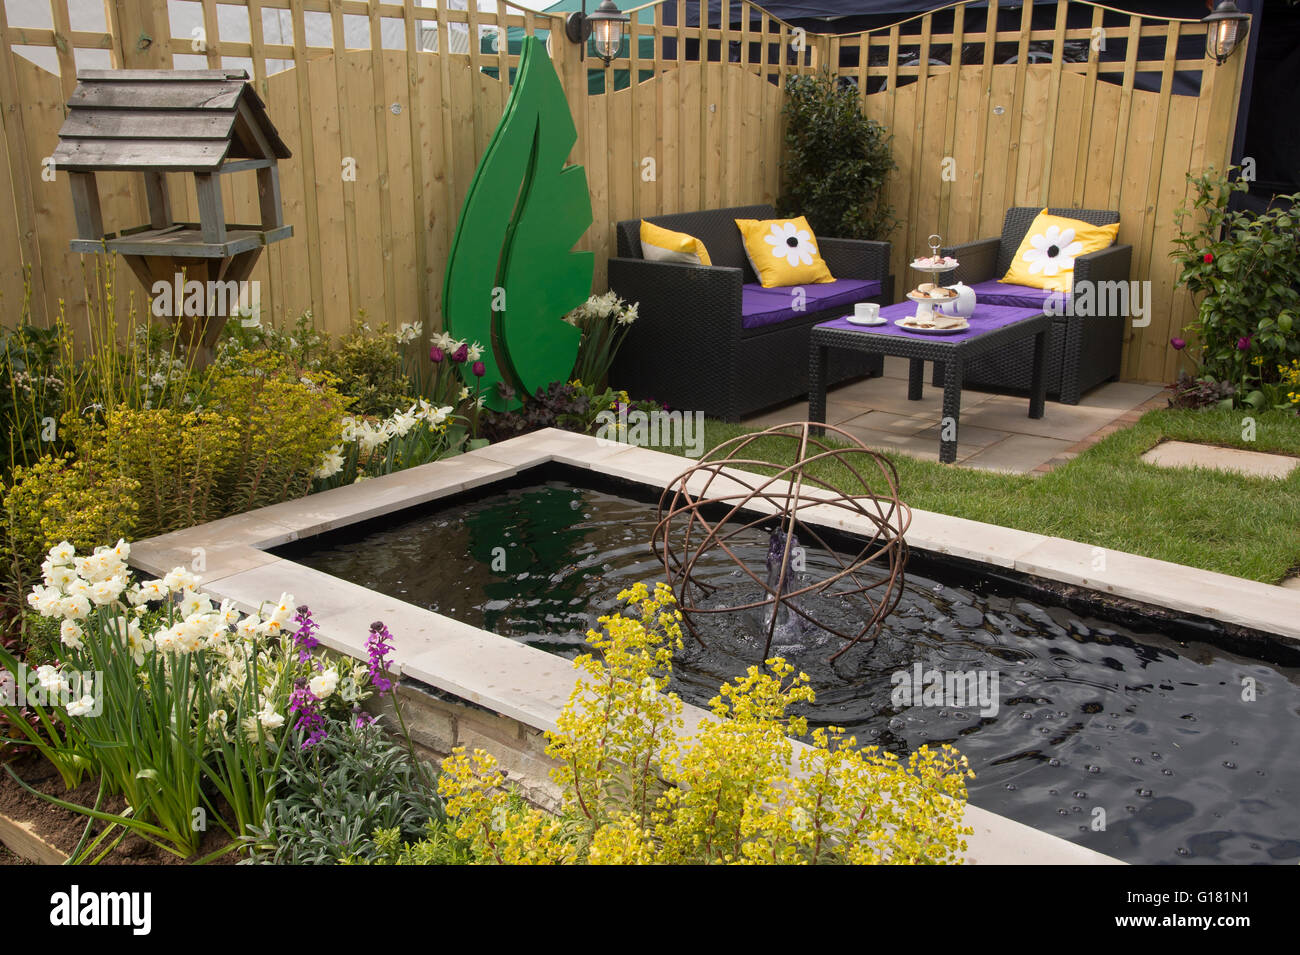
[129,426,1298,864]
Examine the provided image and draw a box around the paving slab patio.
[743,361,1165,474]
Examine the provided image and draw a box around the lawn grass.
[647,407,1300,584]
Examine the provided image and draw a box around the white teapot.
[938,281,976,318]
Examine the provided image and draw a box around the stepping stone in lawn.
[1140,440,1300,480]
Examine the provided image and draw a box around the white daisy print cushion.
[1021,224,1084,277]
[735,215,835,288]
[1001,210,1120,294]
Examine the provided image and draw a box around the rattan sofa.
[937,207,1133,404]
[608,204,893,421]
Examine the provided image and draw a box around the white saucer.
[846,314,887,326]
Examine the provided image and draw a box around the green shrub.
[322,320,413,416]
[1171,167,1300,410]
[779,69,896,241]
[2,448,140,571]
[204,353,349,514]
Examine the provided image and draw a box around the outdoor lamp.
[566,0,629,65]
[1202,0,1250,66]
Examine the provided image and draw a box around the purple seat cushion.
[967,279,1067,311]
[741,279,882,330]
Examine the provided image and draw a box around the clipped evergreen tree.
[779,70,897,242]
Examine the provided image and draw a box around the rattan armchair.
[937,206,1132,404]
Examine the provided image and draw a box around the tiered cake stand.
[905,234,959,323]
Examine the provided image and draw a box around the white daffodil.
[458,386,470,402]
[164,567,200,593]
[216,599,241,629]
[58,594,92,621]
[27,585,61,618]
[764,221,818,268]
[132,579,169,604]
[60,619,84,649]
[309,668,339,700]
[35,665,68,696]
[49,541,75,563]
[89,578,125,606]
[466,342,483,362]
[179,589,213,619]
[66,695,97,717]
[126,624,152,665]
[357,422,390,454]
[1021,224,1084,277]
[235,614,262,643]
[313,446,345,480]
[64,578,91,600]
[260,594,295,638]
[430,330,456,351]
[43,563,76,590]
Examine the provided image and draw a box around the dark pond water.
[274,476,1300,865]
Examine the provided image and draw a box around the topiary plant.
[779,69,897,242]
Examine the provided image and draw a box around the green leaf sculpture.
[443,36,594,411]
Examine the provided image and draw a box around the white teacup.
[854,302,880,321]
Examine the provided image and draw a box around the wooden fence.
[0,0,1246,384]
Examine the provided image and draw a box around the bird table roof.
[51,69,291,173]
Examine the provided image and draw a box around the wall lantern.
[565,0,629,65]
[1202,0,1250,66]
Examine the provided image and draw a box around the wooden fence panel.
[0,0,1247,384]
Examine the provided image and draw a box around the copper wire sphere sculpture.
[652,422,911,664]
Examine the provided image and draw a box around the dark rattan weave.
[939,206,1132,404]
[809,313,1050,464]
[609,205,893,421]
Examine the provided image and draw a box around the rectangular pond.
[270,462,1300,866]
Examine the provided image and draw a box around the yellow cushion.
[640,220,712,266]
[734,216,835,288]
[1001,210,1120,293]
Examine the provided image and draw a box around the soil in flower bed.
[0,754,240,865]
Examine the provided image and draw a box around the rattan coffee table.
[809,302,1050,464]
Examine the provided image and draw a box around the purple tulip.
[1170,337,1186,351]
[430,346,444,363]
[452,344,469,363]
[1237,336,1252,351]
[472,360,486,378]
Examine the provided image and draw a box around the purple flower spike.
[366,621,396,697]
[292,605,321,666]
[289,682,327,749]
